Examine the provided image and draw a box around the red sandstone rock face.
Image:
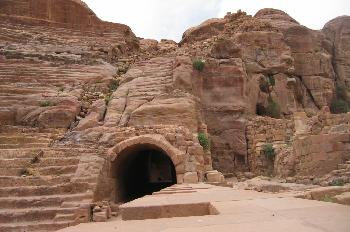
[0,0,140,130]
[0,0,139,51]
[177,8,349,173]
[1,0,123,31]
[323,16,350,90]
[255,9,336,109]
[0,3,349,180]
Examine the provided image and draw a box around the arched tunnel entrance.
[113,145,177,203]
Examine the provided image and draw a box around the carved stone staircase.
[0,126,105,232]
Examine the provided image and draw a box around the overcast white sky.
[83,0,350,42]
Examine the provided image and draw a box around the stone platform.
[58,184,350,232]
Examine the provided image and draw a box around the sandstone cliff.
[1,2,349,174]
[174,9,349,173]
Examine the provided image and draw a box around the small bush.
[268,74,275,86]
[39,101,54,107]
[259,79,270,93]
[30,156,40,164]
[104,94,112,105]
[262,143,275,160]
[58,86,65,92]
[336,84,348,101]
[19,168,30,176]
[198,133,210,151]
[266,97,281,119]
[329,179,345,186]
[321,195,334,203]
[19,168,38,176]
[110,79,119,91]
[193,59,205,71]
[330,98,349,114]
[259,75,275,93]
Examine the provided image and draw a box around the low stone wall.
[247,112,350,178]
[246,116,295,176]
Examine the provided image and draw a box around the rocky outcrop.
[323,16,350,89]
[176,9,350,174]
[0,0,129,32]
[255,9,335,109]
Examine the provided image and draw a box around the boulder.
[76,99,106,131]
[183,172,199,184]
[206,170,225,183]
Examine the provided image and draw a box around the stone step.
[0,157,80,168]
[330,169,347,175]
[0,175,71,187]
[54,213,76,222]
[0,125,63,134]
[338,164,350,170]
[0,192,92,209]
[0,182,90,197]
[0,220,73,232]
[0,164,77,176]
[0,148,98,158]
[0,207,79,223]
[0,143,50,149]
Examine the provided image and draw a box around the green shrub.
[266,97,281,119]
[19,168,37,176]
[336,84,348,101]
[262,143,275,160]
[259,75,275,93]
[30,156,40,164]
[321,195,334,203]
[39,101,54,107]
[104,94,112,105]
[330,98,349,114]
[58,86,65,92]
[259,79,270,93]
[193,59,205,71]
[329,179,345,186]
[268,74,275,86]
[110,79,119,91]
[198,133,210,151]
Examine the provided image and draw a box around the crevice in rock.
[117,89,130,126]
[294,75,320,110]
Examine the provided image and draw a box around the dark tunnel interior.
[116,148,177,202]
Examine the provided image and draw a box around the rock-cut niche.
[112,144,177,202]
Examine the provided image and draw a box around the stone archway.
[109,134,185,202]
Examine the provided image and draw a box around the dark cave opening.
[116,148,177,203]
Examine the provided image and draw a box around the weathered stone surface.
[323,16,350,88]
[128,96,199,131]
[334,192,350,205]
[76,99,106,131]
[255,8,335,108]
[180,18,226,44]
[206,170,225,183]
[183,172,199,184]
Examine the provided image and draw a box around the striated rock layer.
[0,2,350,231]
